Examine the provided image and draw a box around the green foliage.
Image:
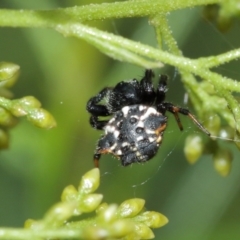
[0,1,239,174]
[0,62,56,149]
[0,0,240,239]
[0,168,168,239]
[0,1,240,167]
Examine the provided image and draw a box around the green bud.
[24,219,44,230]
[0,107,17,127]
[24,219,36,229]
[0,62,20,87]
[109,220,133,238]
[9,101,27,117]
[78,168,100,194]
[213,148,232,177]
[99,204,118,223]
[184,134,204,164]
[134,223,154,239]
[217,14,232,32]
[0,128,9,149]
[96,202,108,214]
[9,97,56,129]
[82,226,108,239]
[204,113,221,136]
[123,232,139,240]
[78,194,103,213]
[9,97,41,116]
[61,185,78,202]
[118,198,145,218]
[18,96,41,108]
[140,211,169,228]
[218,126,234,140]
[44,202,76,227]
[27,108,57,129]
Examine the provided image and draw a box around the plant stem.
[55,23,240,92]
[0,0,220,27]
[0,228,83,240]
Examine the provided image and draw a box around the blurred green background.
[1,1,240,239]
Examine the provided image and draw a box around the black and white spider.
[87,69,210,167]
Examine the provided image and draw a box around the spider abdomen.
[96,104,167,166]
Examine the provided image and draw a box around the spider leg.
[163,102,210,136]
[140,69,156,104]
[94,153,101,168]
[87,87,111,116]
[90,116,109,130]
[156,74,168,105]
[87,87,112,130]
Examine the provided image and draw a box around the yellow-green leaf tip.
[78,168,100,194]
[0,62,20,87]
[118,198,145,218]
[184,134,203,164]
[142,211,169,228]
[78,193,103,213]
[27,108,57,129]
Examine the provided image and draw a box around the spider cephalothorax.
[87,69,210,167]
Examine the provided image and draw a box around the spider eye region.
[96,105,167,166]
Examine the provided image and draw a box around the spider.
[87,69,210,167]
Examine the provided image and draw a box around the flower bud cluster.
[0,62,19,87]
[184,113,234,176]
[25,168,168,239]
[9,97,56,129]
[203,3,237,32]
[115,198,168,239]
[62,168,103,215]
[0,62,56,150]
